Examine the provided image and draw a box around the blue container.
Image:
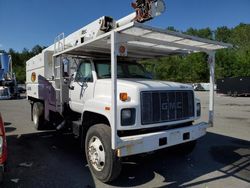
[0,53,10,73]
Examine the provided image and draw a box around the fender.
[80,97,112,126]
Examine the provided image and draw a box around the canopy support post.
[111,31,118,149]
[208,51,216,127]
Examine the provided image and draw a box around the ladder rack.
[54,33,65,54]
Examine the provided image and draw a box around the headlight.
[121,108,136,126]
[196,103,201,117]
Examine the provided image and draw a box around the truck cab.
[69,59,200,132]
[62,58,202,181]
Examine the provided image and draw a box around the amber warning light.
[120,93,129,101]
[118,44,127,56]
[31,72,36,82]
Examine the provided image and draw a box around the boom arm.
[117,0,166,28]
[51,1,166,54]
[131,0,166,23]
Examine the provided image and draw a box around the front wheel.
[85,124,121,183]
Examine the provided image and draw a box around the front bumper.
[117,122,208,157]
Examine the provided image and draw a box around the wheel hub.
[88,136,105,171]
[33,107,38,124]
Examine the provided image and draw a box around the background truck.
[26,1,231,182]
[217,77,250,97]
[0,52,19,100]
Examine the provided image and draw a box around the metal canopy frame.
[54,22,232,149]
[54,22,232,58]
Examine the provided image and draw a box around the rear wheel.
[32,102,45,130]
[85,124,121,183]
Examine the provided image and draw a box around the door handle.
[69,86,74,90]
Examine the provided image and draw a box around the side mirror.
[69,85,74,90]
[63,58,70,77]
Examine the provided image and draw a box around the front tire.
[85,124,121,183]
[32,102,45,130]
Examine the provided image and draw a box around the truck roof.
[53,21,232,60]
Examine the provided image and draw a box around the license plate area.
[169,130,181,143]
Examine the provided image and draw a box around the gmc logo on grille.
[162,102,182,110]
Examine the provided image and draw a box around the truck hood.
[96,79,192,90]
[94,79,193,100]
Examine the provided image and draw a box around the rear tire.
[85,124,121,183]
[32,102,45,130]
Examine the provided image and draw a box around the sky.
[0,0,249,52]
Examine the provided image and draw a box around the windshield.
[95,61,151,79]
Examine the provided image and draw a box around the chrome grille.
[141,90,194,125]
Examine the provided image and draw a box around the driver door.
[69,59,94,113]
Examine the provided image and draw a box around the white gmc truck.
[26,2,231,182]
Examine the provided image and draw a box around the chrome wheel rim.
[88,136,105,171]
